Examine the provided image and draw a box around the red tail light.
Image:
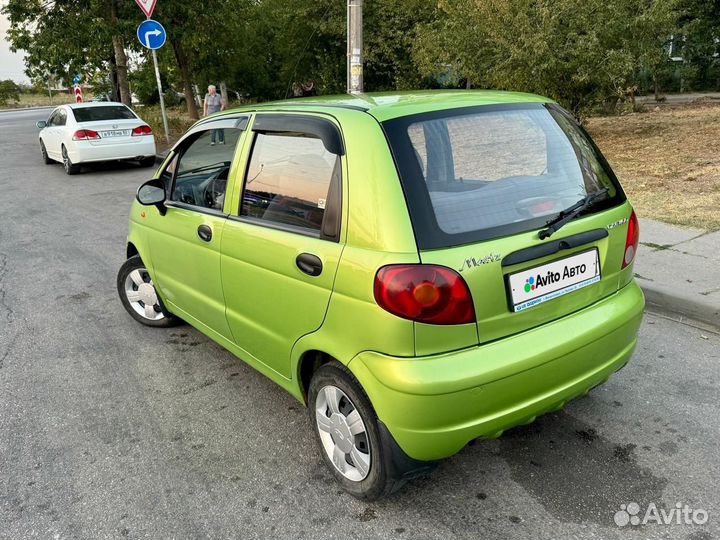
[622,210,640,269]
[374,265,475,325]
[132,125,153,136]
[72,129,100,140]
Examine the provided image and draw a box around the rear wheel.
[117,255,179,327]
[308,362,412,500]
[61,145,80,175]
[139,156,156,168]
[40,140,53,164]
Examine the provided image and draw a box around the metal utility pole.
[347,0,364,94]
[151,49,171,144]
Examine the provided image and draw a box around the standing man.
[203,85,226,145]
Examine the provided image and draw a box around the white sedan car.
[36,102,157,175]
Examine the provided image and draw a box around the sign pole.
[135,9,168,143]
[347,0,364,94]
[151,48,170,144]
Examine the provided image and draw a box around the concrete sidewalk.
[635,218,719,328]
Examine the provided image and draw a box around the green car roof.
[218,90,554,122]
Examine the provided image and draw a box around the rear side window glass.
[50,110,67,126]
[72,106,136,122]
[384,104,623,249]
[241,133,340,234]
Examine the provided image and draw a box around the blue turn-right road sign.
[137,19,167,50]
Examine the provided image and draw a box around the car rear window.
[71,106,136,122]
[383,104,624,249]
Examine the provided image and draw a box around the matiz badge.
[458,253,502,272]
[607,218,629,230]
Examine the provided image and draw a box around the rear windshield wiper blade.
[539,188,609,240]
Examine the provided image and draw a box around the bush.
[0,80,21,106]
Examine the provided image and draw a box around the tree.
[0,80,21,106]
[109,0,132,106]
[677,0,720,90]
[2,0,136,103]
[414,0,679,117]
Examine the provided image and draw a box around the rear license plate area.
[507,248,601,312]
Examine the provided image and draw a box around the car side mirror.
[36,120,47,129]
[136,179,167,215]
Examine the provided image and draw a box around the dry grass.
[138,105,197,151]
[0,92,78,109]
[586,100,720,231]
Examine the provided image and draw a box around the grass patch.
[0,92,78,109]
[587,100,720,231]
[137,105,198,151]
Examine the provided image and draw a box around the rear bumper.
[348,281,645,461]
[67,138,157,164]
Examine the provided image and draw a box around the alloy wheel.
[62,147,70,172]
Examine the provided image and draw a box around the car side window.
[55,110,67,127]
[169,128,242,211]
[240,132,341,238]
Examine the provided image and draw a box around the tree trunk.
[109,0,131,107]
[170,37,199,119]
[109,53,120,102]
[653,73,660,102]
[220,81,228,108]
[111,35,131,106]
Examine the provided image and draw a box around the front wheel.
[40,140,54,164]
[117,255,180,327]
[308,362,417,500]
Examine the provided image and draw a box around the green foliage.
[2,0,137,84]
[131,55,164,105]
[414,0,680,116]
[676,0,720,90]
[2,0,717,117]
[0,80,21,106]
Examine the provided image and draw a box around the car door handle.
[296,253,323,277]
[197,224,213,242]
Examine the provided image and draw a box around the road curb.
[0,105,55,113]
[639,282,719,329]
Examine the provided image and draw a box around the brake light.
[374,265,475,325]
[72,129,100,140]
[132,125,153,136]
[622,210,640,269]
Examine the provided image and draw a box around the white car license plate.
[508,249,601,312]
[100,130,129,137]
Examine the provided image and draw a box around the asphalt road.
[1,108,718,540]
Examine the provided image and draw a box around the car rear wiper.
[538,188,609,240]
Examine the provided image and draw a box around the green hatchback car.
[118,91,644,499]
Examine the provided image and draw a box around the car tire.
[308,362,413,500]
[40,140,54,164]
[117,255,180,328]
[139,157,156,168]
[61,145,80,175]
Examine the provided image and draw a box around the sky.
[0,12,29,83]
